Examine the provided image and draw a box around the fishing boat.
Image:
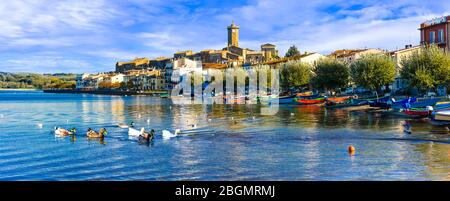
[277,95,297,104]
[391,97,417,109]
[430,110,450,125]
[369,97,394,108]
[324,98,369,109]
[408,98,440,108]
[296,94,321,99]
[326,96,351,103]
[402,102,450,118]
[402,108,432,118]
[295,97,325,105]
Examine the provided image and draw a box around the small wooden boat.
[278,95,296,104]
[369,97,394,108]
[296,94,321,99]
[326,96,351,103]
[433,110,450,121]
[402,108,431,118]
[409,98,440,108]
[296,91,313,97]
[296,97,325,105]
[392,97,417,109]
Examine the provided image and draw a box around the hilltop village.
[74,16,450,97]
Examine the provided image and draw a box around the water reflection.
[1,91,450,180]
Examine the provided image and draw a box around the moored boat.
[295,97,325,105]
[408,98,440,108]
[430,110,450,125]
[369,97,394,108]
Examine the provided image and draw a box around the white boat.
[434,110,450,121]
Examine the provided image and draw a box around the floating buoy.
[147,119,150,124]
[252,116,256,120]
[348,145,356,155]
[37,123,43,128]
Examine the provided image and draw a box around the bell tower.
[227,21,239,47]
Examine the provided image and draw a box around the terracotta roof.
[202,63,228,69]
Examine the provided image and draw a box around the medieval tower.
[227,21,239,47]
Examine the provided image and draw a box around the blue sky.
[0,0,449,73]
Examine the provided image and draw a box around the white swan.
[129,127,145,137]
[162,129,181,140]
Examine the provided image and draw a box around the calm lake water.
[0,90,449,181]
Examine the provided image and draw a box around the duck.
[138,129,155,144]
[87,128,107,138]
[54,127,76,136]
[162,129,181,140]
[118,121,134,129]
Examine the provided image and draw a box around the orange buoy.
[348,145,356,155]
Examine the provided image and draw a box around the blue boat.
[406,98,440,108]
[296,94,321,99]
[392,97,417,109]
[369,97,394,108]
[278,95,296,104]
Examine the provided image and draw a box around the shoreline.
[43,89,169,96]
[0,88,41,91]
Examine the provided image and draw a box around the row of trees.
[0,72,76,89]
[280,54,396,95]
[280,45,450,96]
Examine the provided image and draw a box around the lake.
[0,90,448,180]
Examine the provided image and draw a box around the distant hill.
[0,72,78,89]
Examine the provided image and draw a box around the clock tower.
[227,21,239,47]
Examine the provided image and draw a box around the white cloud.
[1,0,450,73]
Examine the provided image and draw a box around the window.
[438,29,444,43]
[430,31,436,43]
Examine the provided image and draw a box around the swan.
[129,127,145,137]
[87,128,107,138]
[54,127,76,136]
[162,129,181,140]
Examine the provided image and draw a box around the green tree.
[285,45,300,58]
[312,58,349,93]
[350,54,396,96]
[400,45,450,93]
[280,61,311,92]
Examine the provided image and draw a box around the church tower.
[227,21,239,47]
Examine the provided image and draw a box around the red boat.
[296,98,325,105]
[402,109,430,118]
